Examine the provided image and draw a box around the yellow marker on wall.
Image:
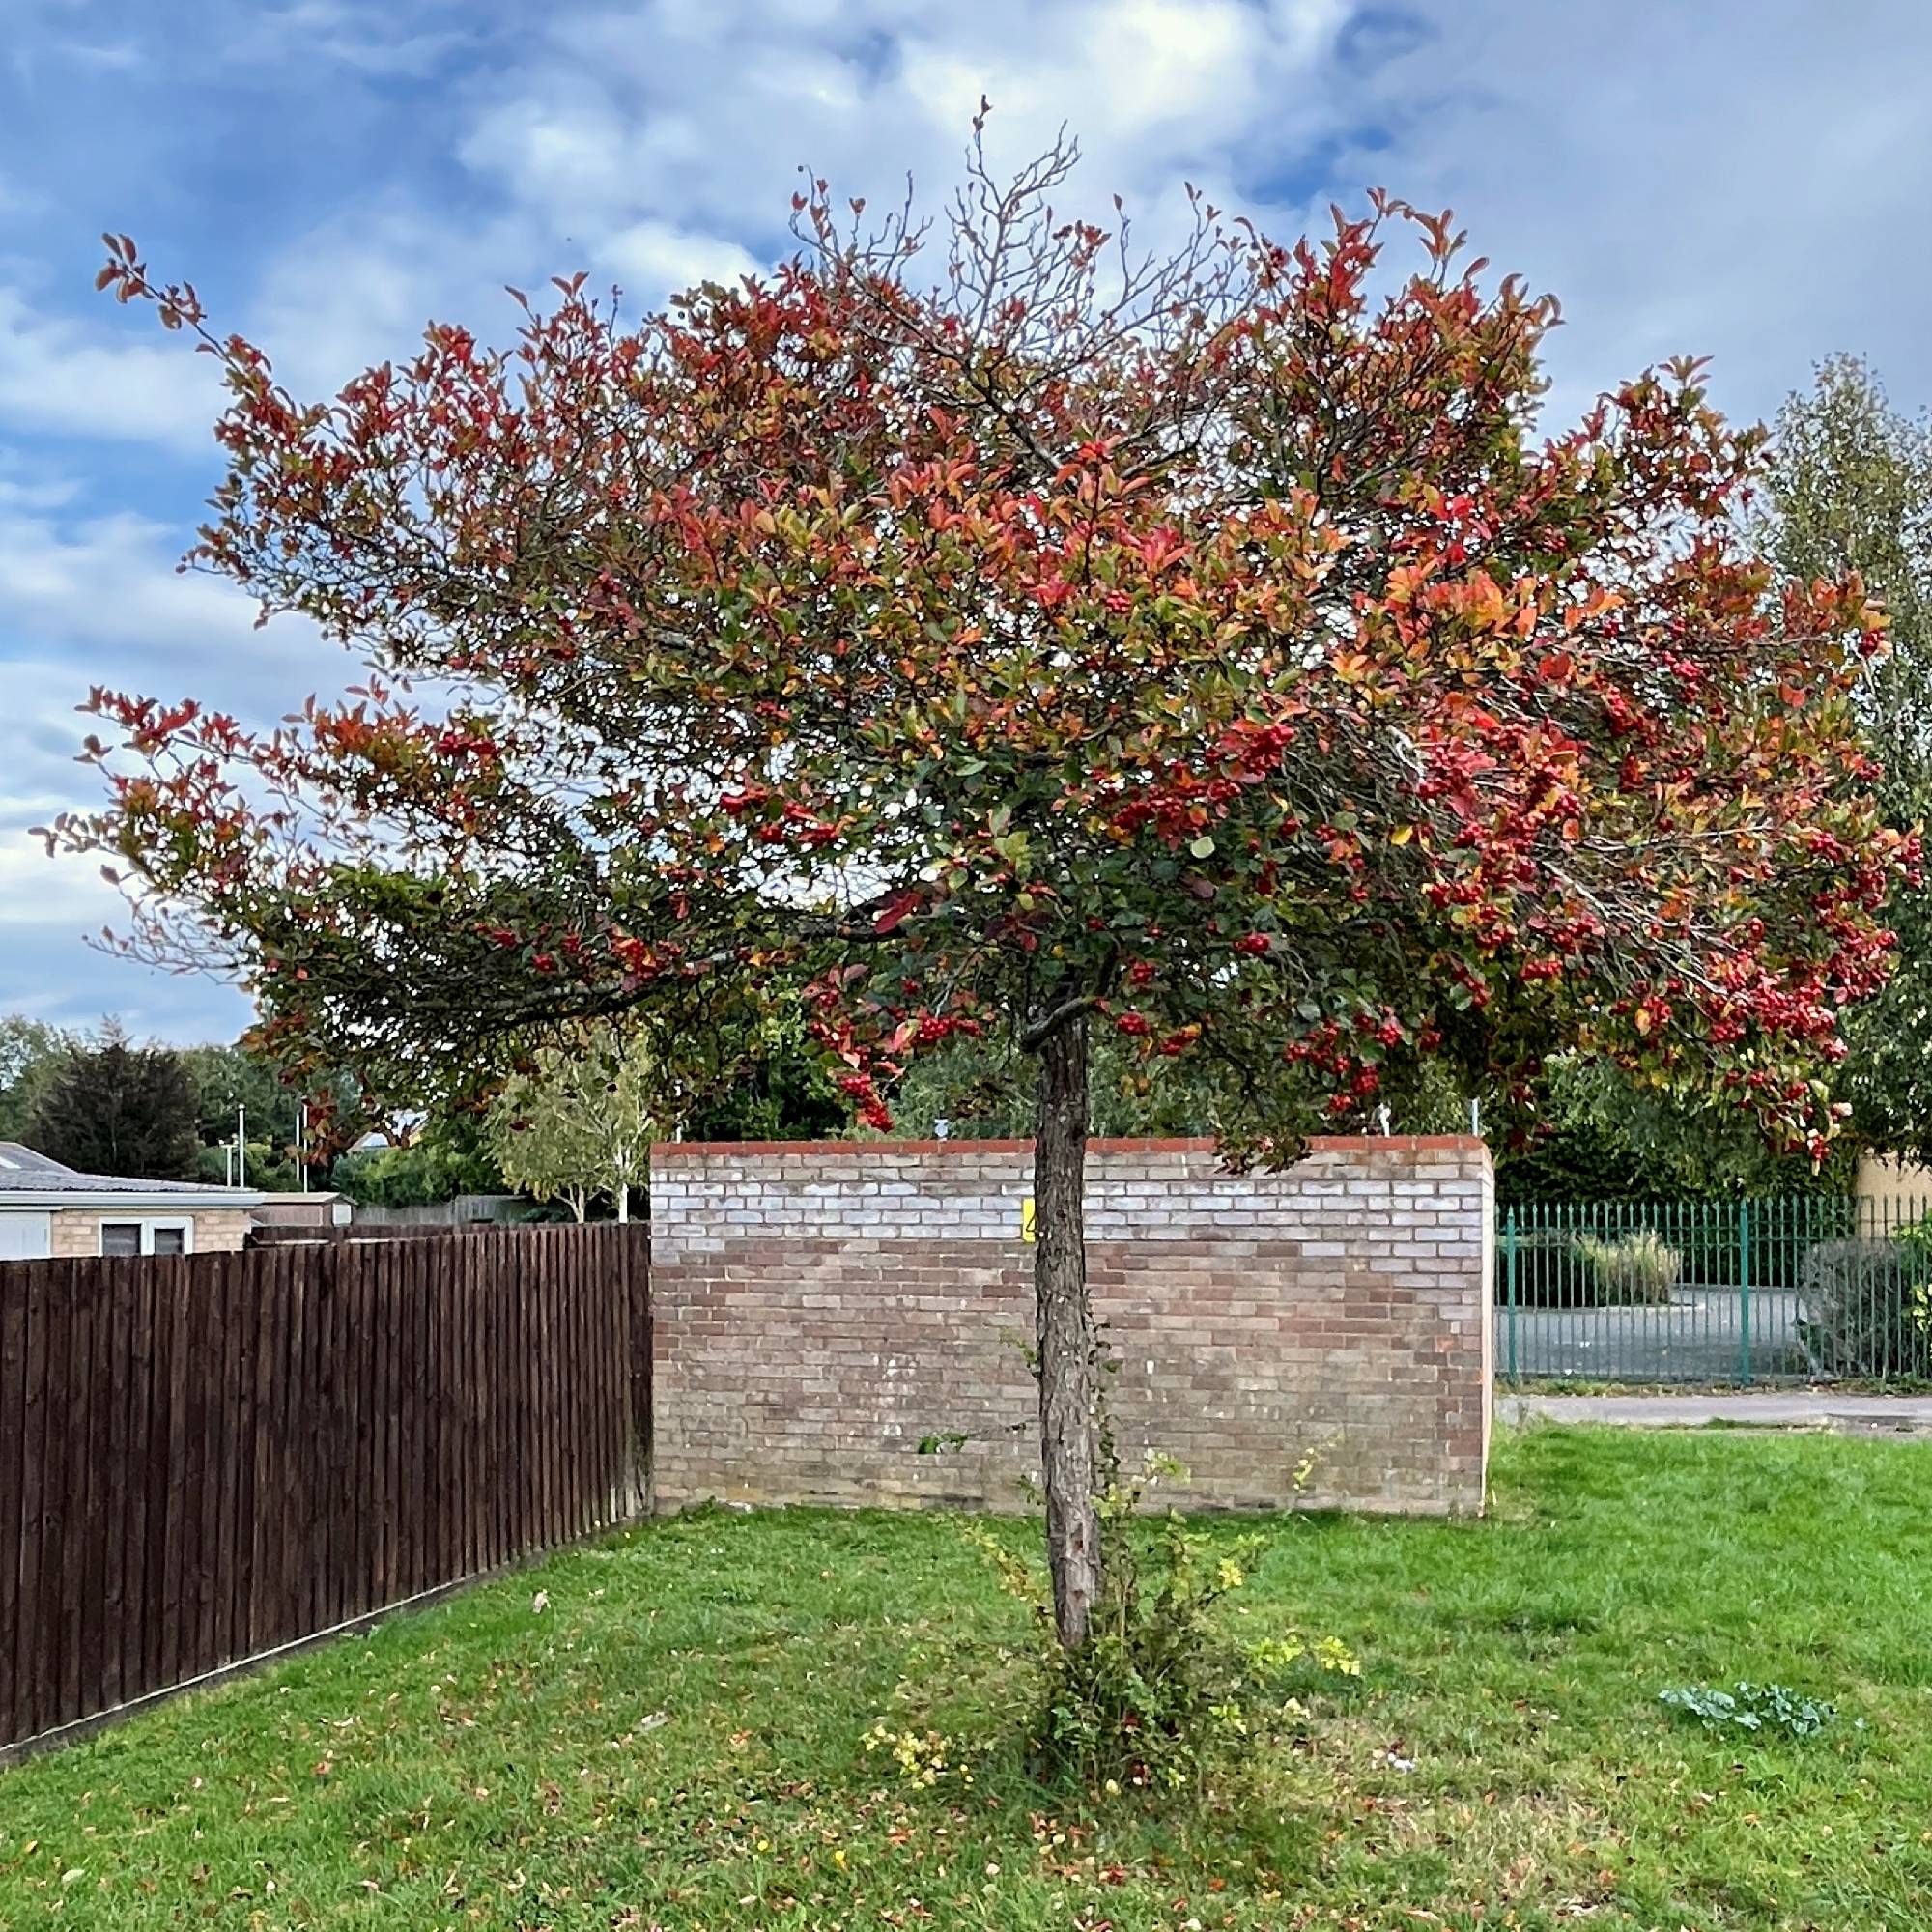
[1021,1197,1037,1243]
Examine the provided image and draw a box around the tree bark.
[1034,1010,1102,1649]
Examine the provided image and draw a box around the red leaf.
[871,891,922,936]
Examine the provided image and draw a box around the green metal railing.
[1495,1194,1932,1386]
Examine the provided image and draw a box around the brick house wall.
[46,1208,255,1258]
[650,1136,1492,1518]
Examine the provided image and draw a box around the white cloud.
[0,500,301,669]
[597,219,761,296]
[1296,0,1932,428]
[0,286,226,454]
[437,0,1932,435]
[0,893,253,1043]
[0,479,327,1039]
[0,478,333,852]
[0,170,46,217]
[247,206,474,397]
[457,0,1352,272]
[895,0,1340,177]
[0,815,245,1046]
[0,833,120,933]
[216,1,470,78]
[60,39,141,70]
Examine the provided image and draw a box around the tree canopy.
[0,1016,66,1145]
[25,1024,201,1179]
[1762,355,1932,1162]
[327,1115,503,1208]
[57,129,1915,1641]
[485,1021,661,1221]
[64,149,1907,1162]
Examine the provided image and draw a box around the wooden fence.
[0,1224,650,1754]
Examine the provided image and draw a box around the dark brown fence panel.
[0,1225,649,1754]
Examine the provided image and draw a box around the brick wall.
[47,1208,254,1258]
[650,1136,1492,1518]
[190,1209,254,1253]
[47,1212,95,1260]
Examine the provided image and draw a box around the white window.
[99,1218,193,1258]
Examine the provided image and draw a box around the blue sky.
[4,0,1931,1043]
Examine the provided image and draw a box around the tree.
[26,1024,200,1179]
[60,132,1911,1646]
[180,1038,309,1187]
[887,1025,1453,1141]
[680,1004,848,1142]
[0,1016,70,1143]
[1492,1054,1854,1204]
[1761,356,1932,1160]
[485,1022,662,1221]
[329,1113,503,1208]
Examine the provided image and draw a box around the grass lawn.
[4,1426,1931,1930]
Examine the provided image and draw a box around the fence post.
[1738,1200,1752,1385]
[1504,1208,1519,1384]
[627,1223,653,1518]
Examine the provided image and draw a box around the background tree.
[26,1023,200,1179]
[894,1024,1845,1203]
[180,1038,308,1189]
[681,1002,848,1142]
[485,1022,663,1221]
[1492,1055,1854,1203]
[62,136,1910,1646]
[328,1113,503,1208]
[888,1029,1474,1142]
[1761,355,1932,1161]
[0,1016,70,1144]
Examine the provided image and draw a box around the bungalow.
[0,1142,262,1262]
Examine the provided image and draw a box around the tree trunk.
[1034,1011,1102,1649]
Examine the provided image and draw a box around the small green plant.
[1895,1210,1932,1263]
[1799,1236,1932,1377]
[859,1721,988,1788]
[972,1445,1358,1791]
[1576,1228,1681,1305]
[1659,1681,1841,1740]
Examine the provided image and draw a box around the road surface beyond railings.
[1499,1392,1932,1435]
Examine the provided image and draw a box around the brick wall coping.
[653,1134,1485,1159]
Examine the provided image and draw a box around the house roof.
[0,1143,263,1208]
[0,1144,70,1179]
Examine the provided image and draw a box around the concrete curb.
[1498,1392,1932,1436]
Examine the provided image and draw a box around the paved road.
[1499,1289,1802,1382]
[1500,1391,1932,1434]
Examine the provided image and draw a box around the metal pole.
[237,1104,246,1189]
[1738,1200,1752,1385]
[1505,1207,1519,1383]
